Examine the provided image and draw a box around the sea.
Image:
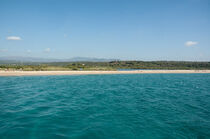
[0,74,210,139]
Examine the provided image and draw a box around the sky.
[0,0,210,61]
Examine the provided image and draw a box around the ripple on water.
[0,74,210,138]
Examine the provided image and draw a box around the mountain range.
[0,56,119,64]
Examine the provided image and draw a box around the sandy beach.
[0,70,210,76]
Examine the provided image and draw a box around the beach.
[0,70,210,76]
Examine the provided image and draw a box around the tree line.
[0,61,210,71]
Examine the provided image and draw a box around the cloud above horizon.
[185,41,198,47]
[26,50,31,53]
[6,36,22,41]
[44,48,51,53]
[0,49,8,52]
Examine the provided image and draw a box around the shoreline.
[0,70,210,76]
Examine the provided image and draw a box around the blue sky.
[0,0,209,61]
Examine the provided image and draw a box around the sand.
[0,70,210,76]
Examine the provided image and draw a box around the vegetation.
[0,61,210,71]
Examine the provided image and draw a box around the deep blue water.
[0,74,210,139]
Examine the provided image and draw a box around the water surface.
[0,74,210,138]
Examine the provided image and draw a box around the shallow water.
[0,74,210,139]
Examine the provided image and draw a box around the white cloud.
[0,49,8,52]
[7,36,22,41]
[44,48,51,53]
[27,50,31,53]
[185,41,198,47]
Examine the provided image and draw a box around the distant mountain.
[0,56,119,64]
[65,57,119,62]
[0,56,59,63]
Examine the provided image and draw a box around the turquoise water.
[0,74,210,139]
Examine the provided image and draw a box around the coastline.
[0,70,210,76]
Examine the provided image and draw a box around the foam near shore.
[0,70,210,76]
